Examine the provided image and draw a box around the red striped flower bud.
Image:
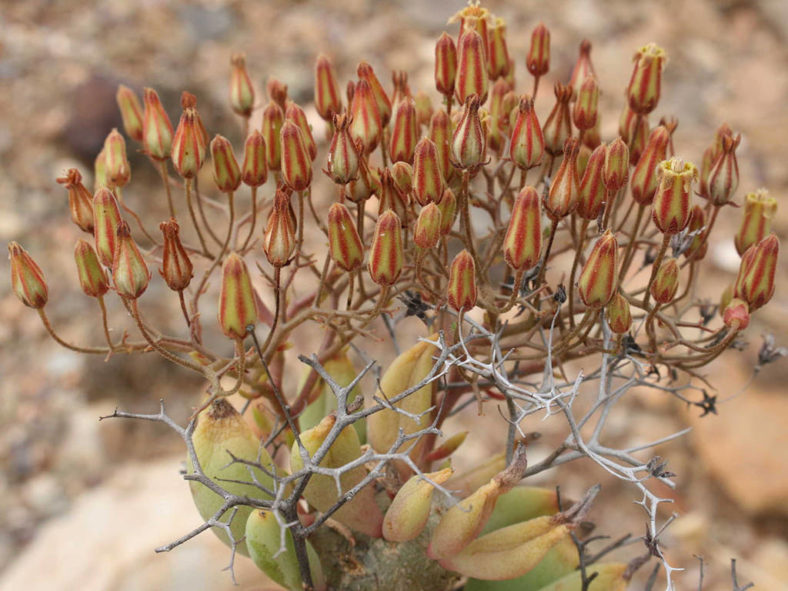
[603,137,629,193]
[241,130,268,187]
[142,88,173,160]
[708,132,740,206]
[630,125,670,205]
[572,76,599,131]
[266,77,288,111]
[112,221,150,299]
[626,43,666,116]
[723,298,750,331]
[503,186,542,271]
[229,53,255,118]
[618,104,649,165]
[116,84,144,142]
[414,203,442,250]
[509,95,544,170]
[218,252,258,340]
[57,169,94,233]
[577,144,606,220]
[327,203,364,272]
[526,24,550,77]
[578,231,619,308]
[378,168,410,225]
[179,92,209,163]
[650,257,679,304]
[103,129,131,188]
[569,40,596,97]
[94,147,108,191]
[280,120,312,192]
[8,242,48,309]
[734,234,778,311]
[606,292,631,334]
[437,188,457,236]
[413,138,444,206]
[451,95,486,171]
[74,239,109,298]
[159,218,193,291]
[391,70,412,106]
[264,190,296,267]
[285,101,317,162]
[414,91,433,128]
[487,17,510,80]
[358,61,392,127]
[486,80,509,153]
[261,100,284,171]
[93,187,123,267]
[652,158,697,235]
[210,135,241,193]
[326,113,359,184]
[455,29,488,105]
[683,205,708,261]
[448,249,477,312]
[314,54,342,122]
[391,162,413,197]
[389,97,418,164]
[699,123,732,198]
[543,83,573,156]
[347,162,379,204]
[435,32,458,98]
[368,210,403,286]
[429,110,452,181]
[545,138,579,221]
[171,109,202,179]
[349,79,382,155]
[735,189,777,255]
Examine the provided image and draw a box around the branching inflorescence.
[7,2,779,590]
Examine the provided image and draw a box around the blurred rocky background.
[0,0,786,589]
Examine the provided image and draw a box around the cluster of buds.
[7,2,779,590]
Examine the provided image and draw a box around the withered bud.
[543,82,573,156]
[57,169,95,233]
[326,113,359,185]
[159,218,193,292]
[451,94,486,171]
[708,132,741,206]
[723,298,750,331]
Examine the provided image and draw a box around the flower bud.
[683,205,708,261]
[577,144,607,221]
[314,54,342,122]
[57,169,94,233]
[448,249,477,312]
[414,90,433,128]
[652,158,697,235]
[93,187,123,267]
[391,161,413,196]
[543,83,573,156]
[414,203,442,250]
[578,231,619,308]
[171,109,202,179]
[323,113,358,185]
[618,104,649,165]
[391,70,412,106]
[699,123,732,198]
[218,252,258,340]
[266,77,288,111]
[606,292,631,334]
[8,242,48,309]
[280,120,312,191]
[708,132,740,206]
[509,95,545,170]
[650,257,679,304]
[723,298,750,331]
[260,100,284,171]
[93,147,108,192]
[179,92,209,161]
[451,95,486,171]
[327,203,364,272]
[413,138,444,206]
[734,234,778,311]
[435,32,458,97]
[210,134,241,193]
[486,80,509,153]
[264,190,296,267]
[142,88,173,160]
[630,125,670,205]
[74,239,109,298]
[229,53,254,118]
[735,189,777,255]
[241,130,267,187]
[545,138,580,221]
[429,110,452,181]
[358,61,392,127]
[349,79,382,154]
[159,218,193,291]
[285,101,317,162]
[383,467,454,543]
[347,162,380,204]
[103,128,131,188]
[572,76,599,131]
[378,168,410,225]
[526,23,550,77]
[603,137,629,193]
[487,17,510,80]
[368,210,403,286]
[503,186,542,271]
[455,29,488,105]
[112,221,150,299]
[437,188,457,236]
[626,43,666,116]
[389,97,418,164]
[569,40,596,97]
[116,84,144,142]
